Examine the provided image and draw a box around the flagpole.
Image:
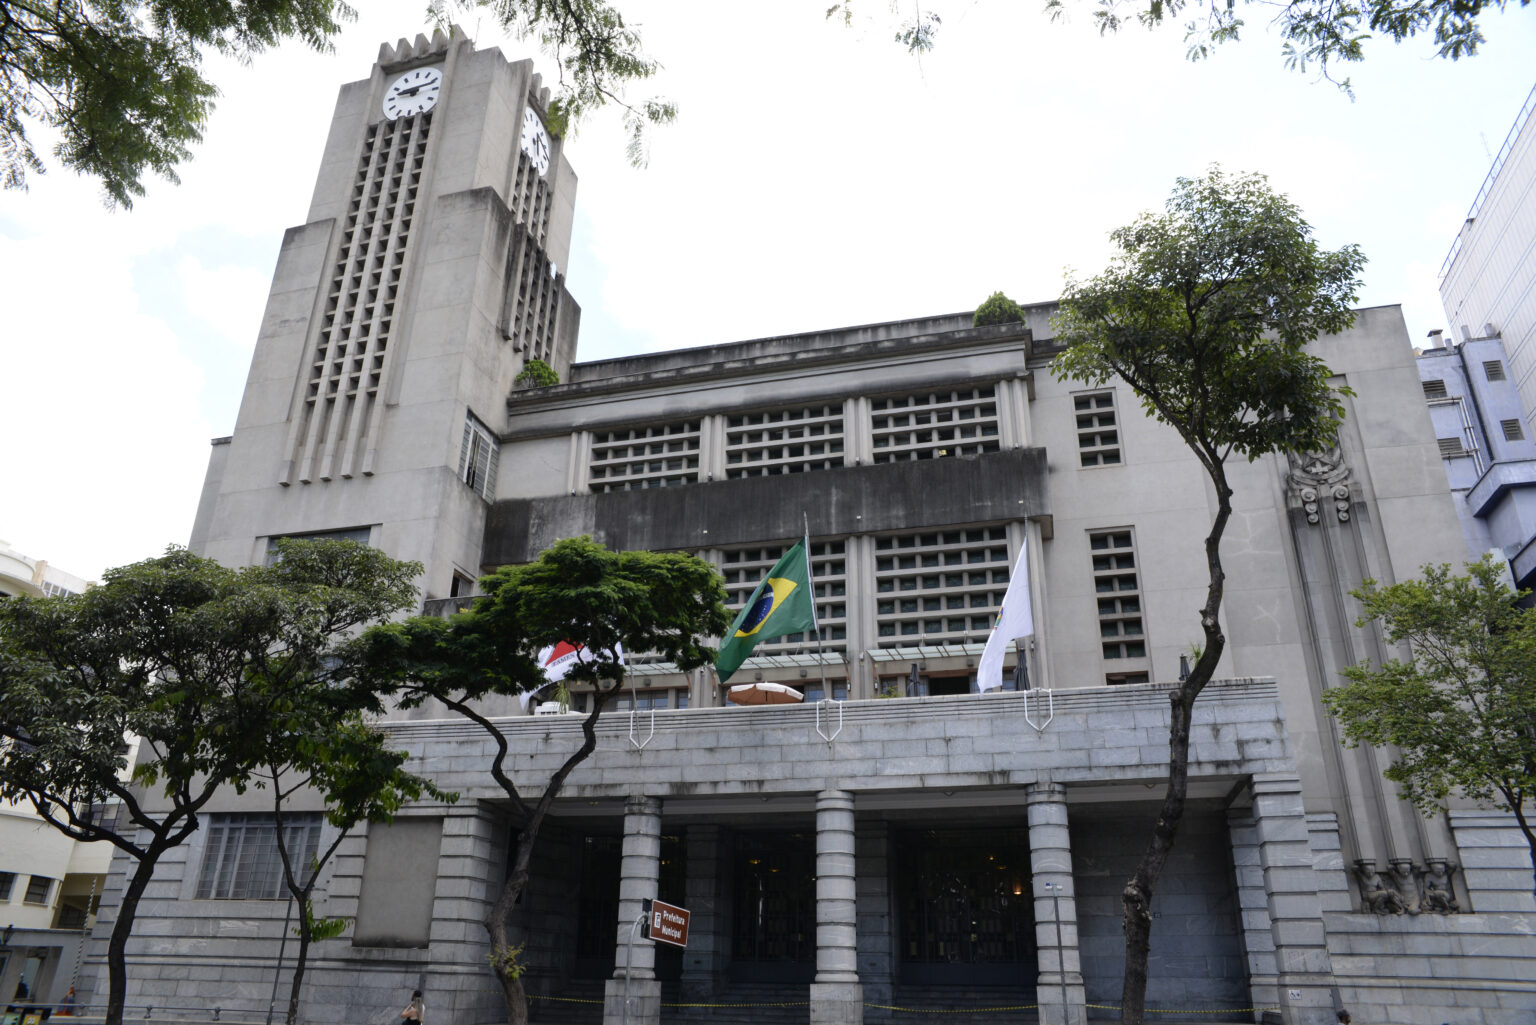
[803,511,828,696]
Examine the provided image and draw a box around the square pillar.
[1027,782,1087,1025]
[811,789,863,1025]
[603,796,663,1025]
[1250,773,1337,1025]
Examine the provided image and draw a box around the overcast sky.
[2,1,1534,581]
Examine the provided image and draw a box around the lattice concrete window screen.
[1091,530,1148,676]
[286,112,430,484]
[725,405,845,478]
[588,421,702,492]
[718,541,848,655]
[1075,391,1121,467]
[459,412,500,501]
[870,388,1000,463]
[1484,359,1507,381]
[874,528,1009,649]
[1422,379,1448,400]
[503,226,561,362]
[510,145,552,245]
[1503,418,1526,441]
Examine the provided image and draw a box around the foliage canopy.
[1324,557,1536,892]
[973,291,1026,327]
[0,539,421,1025]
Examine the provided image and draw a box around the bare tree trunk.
[285,903,313,1025]
[1119,470,1231,1025]
[104,850,164,1025]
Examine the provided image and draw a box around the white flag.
[519,640,626,710]
[978,544,1034,693]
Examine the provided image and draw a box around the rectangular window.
[1502,418,1525,441]
[1090,529,1148,676]
[1484,360,1507,381]
[24,875,54,904]
[458,411,500,501]
[196,814,322,900]
[265,527,372,564]
[1074,392,1121,467]
[1422,379,1448,400]
[1437,437,1467,457]
[0,871,14,900]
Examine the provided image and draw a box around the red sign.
[648,899,690,948]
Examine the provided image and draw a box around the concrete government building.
[87,31,1536,1025]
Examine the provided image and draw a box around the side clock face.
[521,108,551,176]
[382,67,442,120]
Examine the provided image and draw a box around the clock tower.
[190,28,579,601]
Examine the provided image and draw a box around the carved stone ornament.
[1422,858,1461,914]
[1389,858,1422,915]
[1353,859,1407,915]
[1287,443,1353,525]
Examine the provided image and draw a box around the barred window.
[725,405,845,479]
[458,411,500,501]
[1422,379,1448,400]
[1502,418,1525,442]
[24,875,54,904]
[1075,392,1121,467]
[718,541,848,654]
[870,388,1000,463]
[0,871,14,900]
[589,421,701,492]
[197,814,323,900]
[1091,530,1147,671]
[1484,360,1507,382]
[874,528,1010,648]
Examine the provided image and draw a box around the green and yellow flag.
[714,538,818,683]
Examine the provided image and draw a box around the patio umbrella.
[726,682,805,706]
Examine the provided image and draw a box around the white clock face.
[521,108,551,176]
[382,67,442,120]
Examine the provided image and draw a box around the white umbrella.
[727,682,805,706]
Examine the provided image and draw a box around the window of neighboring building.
[1437,437,1468,457]
[1502,418,1525,441]
[1422,379,1448,400]
[1106,671,1150,686]
[1484,360,1507,381]
[24,875,54,904]
[1091,530,1147,674]
[0,871,14,900]
[458,411,500,501]
[196,814,322,899]
[1074,392,1120,467]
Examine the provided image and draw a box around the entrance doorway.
[730,830,815,983]
[896,828,1036,986]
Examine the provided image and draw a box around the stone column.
[680,824,729,1000]
[1250,773,1337,1025]
[811,789,862,1025]
[1026,782,1086,1025]
[603,795,663,1025]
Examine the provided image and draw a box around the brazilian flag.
[715,538,818,683]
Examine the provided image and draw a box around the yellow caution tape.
[864,1004,1038,1013]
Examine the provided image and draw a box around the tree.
[1323,557,1536,895]
[1051,165,1364,1025]
[1,0,673,206]
[348,536,729,1025]
[0,540,420,1025]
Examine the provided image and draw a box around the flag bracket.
[815,698,843,741]
[1023,688,1054,733]
[629,706,655,749]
